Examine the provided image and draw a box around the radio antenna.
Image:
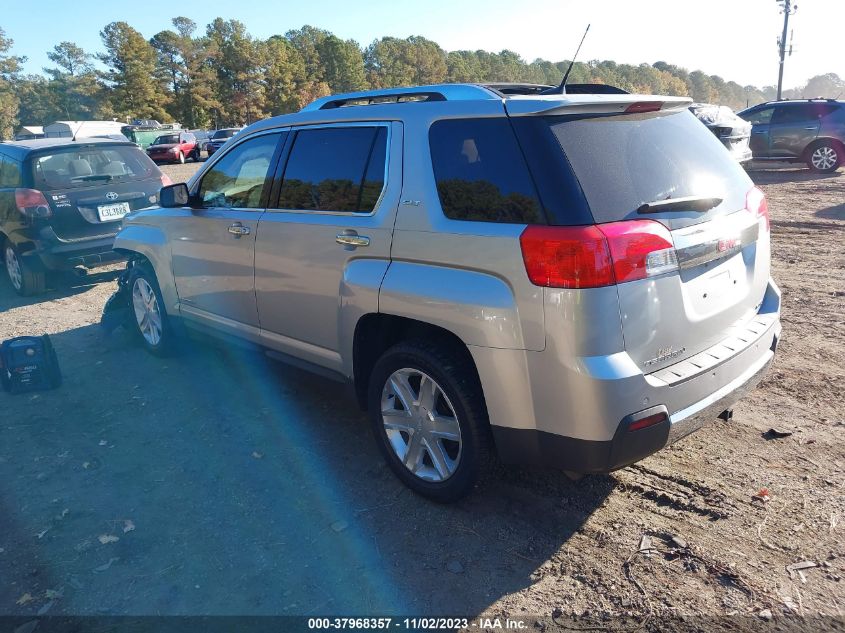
[551,24,591,94]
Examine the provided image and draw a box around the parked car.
[737,99,845,172]
[689,103,752,164]
[204,128,241,157]
[1,138,169,295]
[113,83,781,501]
[122,122,183,150]
[146,131,199,164]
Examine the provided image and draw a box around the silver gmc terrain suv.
[113,83,781,501]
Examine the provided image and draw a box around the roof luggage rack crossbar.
[318,91,447,110]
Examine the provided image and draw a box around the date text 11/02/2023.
[307,617,529,630]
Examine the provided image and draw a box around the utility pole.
[776,0,798,101]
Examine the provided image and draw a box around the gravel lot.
[1,162,843,626]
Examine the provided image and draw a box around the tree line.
[1,18,843,140]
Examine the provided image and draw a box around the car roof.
[240,83,691,136]
[0,137,136,159]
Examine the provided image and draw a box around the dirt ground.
[0,161,843,629]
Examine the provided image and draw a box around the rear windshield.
[543,110,752,224]
[31,144,157,191]
[153,134,180,145]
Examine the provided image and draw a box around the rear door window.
[772,105,814,125]
[198,132,284,209]
[0,155,22,187]
[277,126,387,213]
[429,118,544,224]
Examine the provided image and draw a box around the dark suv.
[1,138,168,295]
[738,99,845,172]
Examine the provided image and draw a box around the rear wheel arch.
[352,313,486,412]
[803,137,844,164]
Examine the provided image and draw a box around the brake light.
[597,220,678,283]
[14,188,51,218]
[160,173,173,187]
[746,186,769,231]
[520,225,614,289]
[625,101,663,114]
[520,220,677,289]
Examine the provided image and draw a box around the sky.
[3,0,843,90]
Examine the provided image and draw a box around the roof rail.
[301,84,500,111]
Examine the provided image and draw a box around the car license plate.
[97,202,131,222]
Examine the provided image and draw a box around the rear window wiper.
[71,174,115,182]
[636,196,723,214]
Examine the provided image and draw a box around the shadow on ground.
[748,162,843,185]
[0,267,122,310]
[0,312,614,616]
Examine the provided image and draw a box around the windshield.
[212,129,237,140]
[31,144,157,190]
[153,134,180,145]
[545,110,752,225]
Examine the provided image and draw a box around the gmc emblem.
[718,237,740,252]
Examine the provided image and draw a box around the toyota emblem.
[105,192,119,201]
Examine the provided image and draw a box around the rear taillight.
[520,220,677,289]
[14,188,51,219]
[625,101,663,114]
[160,173,173,187]
[597,220,678,283]
[519,225,614,289]
[746,186,769,231]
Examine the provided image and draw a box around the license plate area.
[97,202,130,222]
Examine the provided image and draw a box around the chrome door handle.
[804,126,817,130]
[336,233,370,248]
[228,223,250,237]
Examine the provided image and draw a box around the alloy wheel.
[381,368,462,482]
[132,278,163,346]
[4,245,22,291]
[811,146,838,171]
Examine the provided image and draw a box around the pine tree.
[98,21,170,121]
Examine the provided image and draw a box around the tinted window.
[743,107,774,125]
[199,133,282,209]
[278,126,387,213]
[153,134,180,145]
[0,155,22,187]
[549,110,751,225]
[429,118,543,224]
[772,105,813,124]
[212,129,238,140]
[31,145,157,191]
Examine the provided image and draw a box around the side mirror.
[160,183,190,208]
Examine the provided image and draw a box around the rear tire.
[4,240,46,296]
[368,340,495,503]
[807,141,841,173]
[127,262,177,356]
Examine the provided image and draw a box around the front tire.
[807,141,841,173]
[4,240,46,296]
[127,262,176,356]
[177,151,185,165]
[368,340,495,502]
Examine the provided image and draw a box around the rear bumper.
[21,227,124,270]
[486,278,781,473]
[492,335,776,473]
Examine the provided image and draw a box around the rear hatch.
[511,103,771,374]
[29,143,164,240]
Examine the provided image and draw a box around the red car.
[146,131,199,164]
